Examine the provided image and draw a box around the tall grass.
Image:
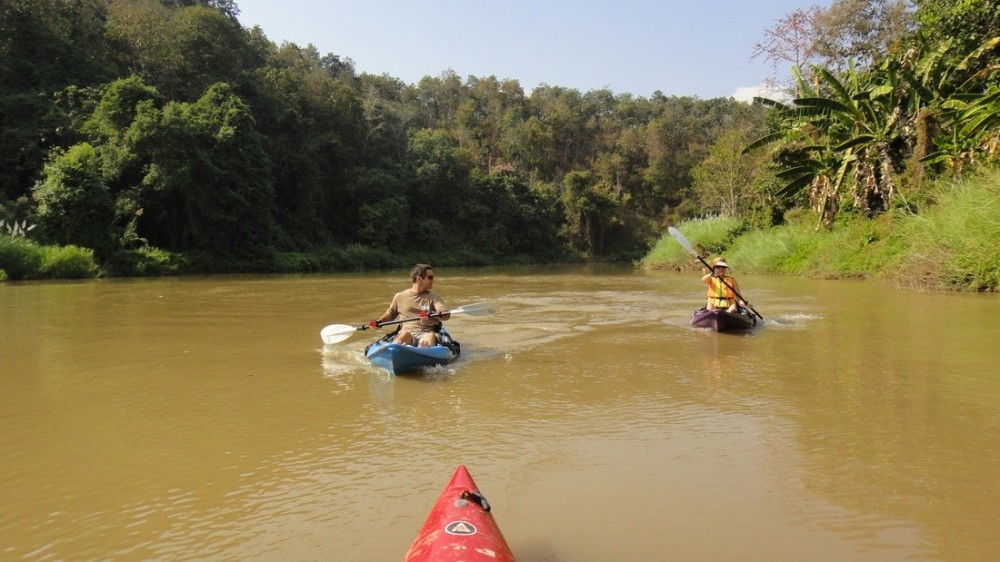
[726,224,820,274]
[641,216,745,270]
[640,171,999,291]
[729,214,901,278]
[890,172,1000,291]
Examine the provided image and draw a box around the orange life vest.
[706,276,735,306]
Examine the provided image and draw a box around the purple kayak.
[690,307,756,332]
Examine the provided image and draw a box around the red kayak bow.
[403,464,516,561]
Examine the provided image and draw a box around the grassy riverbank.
[642,170,1000,292]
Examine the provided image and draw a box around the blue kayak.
[364,328,461,375]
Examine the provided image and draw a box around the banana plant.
[748,34,1000,227]
[916,37,1000,172]
[746,61,907,228]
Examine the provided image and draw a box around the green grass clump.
[641,216,746,270]
[725,224,819,274]
[891,172,1000,291]
[0,236,44,280]
[0,237,100,280]
[39,245,98,279]
[103,247,184,277]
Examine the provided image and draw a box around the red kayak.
[403,465,516,561]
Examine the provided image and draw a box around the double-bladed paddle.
[667,226,764,320]
[320,301,499,345]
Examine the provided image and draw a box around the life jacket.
[706,276,736,307]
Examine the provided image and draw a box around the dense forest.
[1,0,997,279]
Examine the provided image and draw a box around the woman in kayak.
[369,264,451,346]
[701,257,748,313]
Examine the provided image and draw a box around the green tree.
[161,0,239,20]
[77,80,278,256]
[406,127,475,229]
[0,0,116,200]
[144,83,275,255]
[81,75,163,185]
[913,0,1000,79]
[357,73,412,164]
[412,70,466,129]
[913,37,1000,175]
[692,128,774,217]
[34,143,115,257]
[450,173,563,258]
[105,2,249,100]
[455,75,526,173]
[560,171,618,256]
[641,97,725,215]
[527,86,591,175]
[249,42,362,245]
[358,196,409,251]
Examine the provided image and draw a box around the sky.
[234,0,827,102]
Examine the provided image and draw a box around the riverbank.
[5,171,997,291]
[0,236,573,282]
[642,170,1000,293]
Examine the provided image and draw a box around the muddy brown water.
[2,265,998,561]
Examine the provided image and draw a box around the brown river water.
[1,264,998,561]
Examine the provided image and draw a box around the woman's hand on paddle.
[368,320,380,330]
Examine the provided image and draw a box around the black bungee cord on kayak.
[460,489,491,512]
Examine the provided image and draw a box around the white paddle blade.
[451,301,499,317]
[667,226,698,257]
[320,324,358,345]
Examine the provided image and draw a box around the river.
[1,265,998,561]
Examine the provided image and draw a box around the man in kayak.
[369,264,451,346]
[701,257,748,313]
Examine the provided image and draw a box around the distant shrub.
[271,252,322,273]
[438,250,494,267]
[344,245,398,270]
[39,245,99,279]
[103,248,183,276]
[0,236,44,280]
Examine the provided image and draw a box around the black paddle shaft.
[359,310,448,330]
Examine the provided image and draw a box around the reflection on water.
[1,268,998,561]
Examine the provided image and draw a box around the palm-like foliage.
[747,35,1000,229]
[915,37,1000,173]
[747,61,908,228]
[962,85,1000,158]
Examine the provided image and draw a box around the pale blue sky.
[235,0,826,101]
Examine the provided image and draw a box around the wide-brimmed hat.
[712,257,729,268]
